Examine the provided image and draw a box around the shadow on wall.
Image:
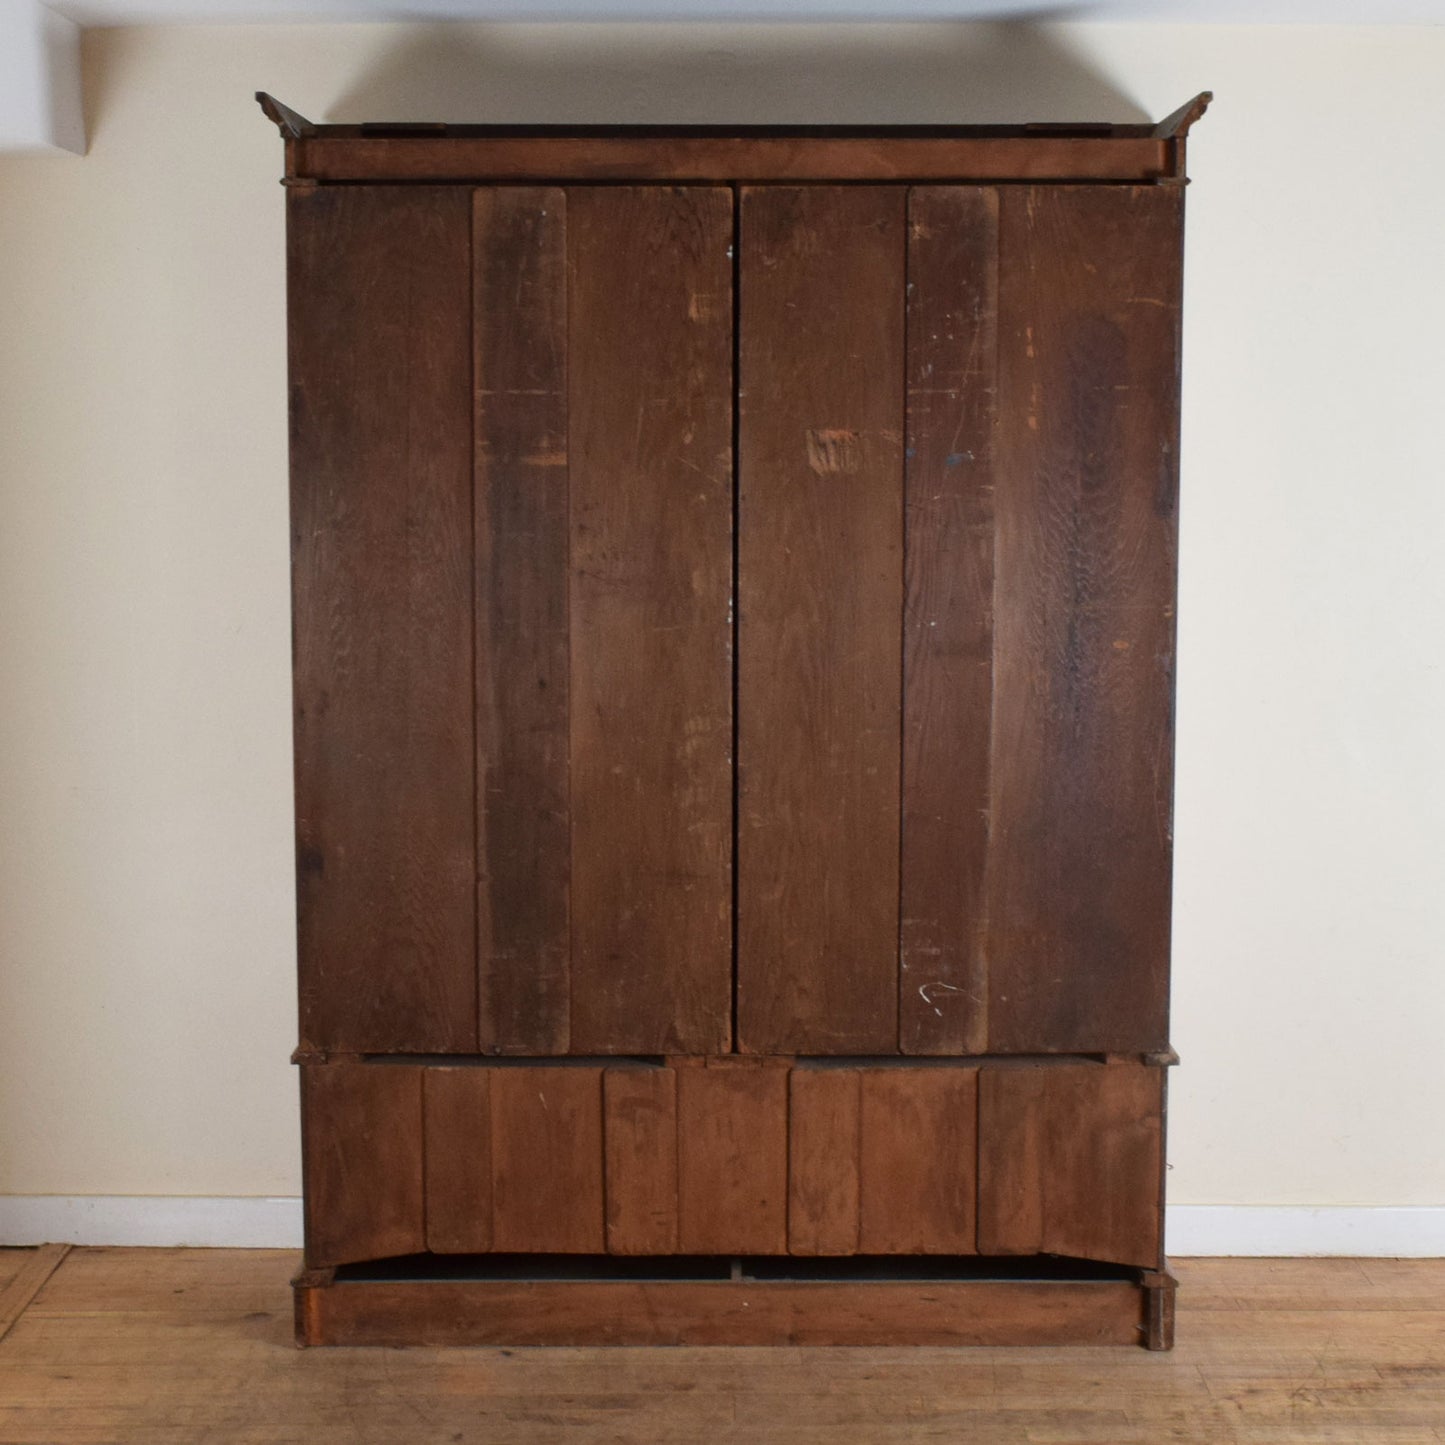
[326,19,1150,128]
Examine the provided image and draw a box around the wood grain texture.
[977,1058,1165,1269]
[473,188,571,1055]
[300,1062,425,1269]
[567,186,734,1055]
[603,1066,679,1255]
[788,1067,861,1256]
[421,1067,492,1254]
[736,185,906,1055]
[677,1062,789,1254]
[25,1251,1445,1435]
[0,1246,69,1344]
[288,185,476,1054]
[288,134,1178,187]
[986,184,1182,1054]
[300,1276,1146,1348]
[489,1065,606,1253]
[900,186,999,1056]
[858,1066,978,1255]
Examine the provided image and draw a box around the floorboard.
[0,1249,1441,1443]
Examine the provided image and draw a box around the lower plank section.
[295,1265,1170,1348]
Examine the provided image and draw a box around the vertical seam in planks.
[980,187,1001,1055]
[467,191,481,1051]
[565,190,576,1057]
[897,191,912,1056]
[729,185,742,1055]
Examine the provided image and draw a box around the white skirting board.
[1,1198,1443,1255]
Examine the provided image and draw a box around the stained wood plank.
[900,185,999,1056]
[677,1062,788,1254]
[301,1063,425,1269]
[736,185,906,1055]
[288,185,476,1053]
[288,134,1180,188]
[788,1068,861,1256]
[567,186,734,1055]
[473,187,571,1055]
[490,1066,605,1252]
[603,1066,679,1255]
[422,1067,492,1253]
[301,1276,1145,1348]
[858,1067,977,1254]
[977,1058,1165,1268]
[986,184,1182,1054]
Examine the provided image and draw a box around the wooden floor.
[0,1249,1441,1443]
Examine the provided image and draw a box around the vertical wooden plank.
[423,1068,492,1254]
[858,1067,977,1254]
[987,185,1182,1054]
[603,1067,679,1255]
[567,186,734,1055]
[490,1066,605,1253]
[737,185,906,1055]
[900,187,998,1056]
[474,188,571,1055]
[302,1062,424,1268]
[677,1063,788,1254]
[788,1068,861,1256]
[977,1060,1164,1268]
[289,185,476,1053]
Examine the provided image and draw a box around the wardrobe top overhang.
[257,90,1210,188]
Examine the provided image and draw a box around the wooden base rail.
[294,1257,1177,1350]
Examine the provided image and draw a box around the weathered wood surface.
[473,187,572,1055]
[603,1065,680,1255]
[985,185,1181,1054]
[288,186,477,1055]
[899,185,999,1056]
[736,184,905,1055]
[301,1062,425,1269]
[12,1251,1445,1437]
[977,1059,1165,1268]
[567,186,735,1055]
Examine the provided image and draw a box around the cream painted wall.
[1,22,1442,1210]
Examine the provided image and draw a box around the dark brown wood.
[295,1273,1149,1347]
[422,1067,492,1253]
[976,1058,1165,1268]
[1143,1266,1178,1350]
[1153,92,1213,138]
[899,186,998,1056]
[567,186,734,1055]
[736,185,906,1055]
[288,186,476,1054]
[285,134,1178,187]
[473,187,572,1055]
[301,1062,425,1268]
[787,1067,861,1256]
[603,1066,679,1255]
[255,92,314,138]
[489,1066,606,1253]
[985,184,1182,1054]
[858,1066,978,1255]
[677,1061,789,1254]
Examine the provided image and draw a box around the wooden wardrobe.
[260,91,1209,1350]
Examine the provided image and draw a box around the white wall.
[1,22,1442,1230]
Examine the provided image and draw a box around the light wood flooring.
[0,1248,1441,1442]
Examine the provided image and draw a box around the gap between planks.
[0,1244,70,1342]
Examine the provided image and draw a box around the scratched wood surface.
[985,184,1182,1055]
[6,1253,1444,1442]
[288,186,477,1054]
[977,1059,1165,1268]
[300,1062,425,1269]
[567,186,734,1055]
[604,1065,680,1255]
[899,185,999,1056]
[422,1067,493,1253]
[489,1066,606,1253]
[736,184,906,1055]
[474,187,572,1055]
